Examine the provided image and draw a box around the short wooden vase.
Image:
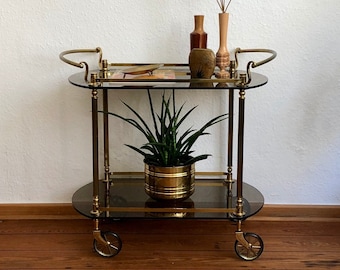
[190,15,207,50]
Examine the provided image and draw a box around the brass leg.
[103,88,112,217]
[103,91,109,179]
[90,77,100,216]
[99,61,111,215]
[226,89,235,212]
[234,87,246,217]
[227,89,234,183]
[103,88,110,182]
[227,60,236,185]
[226,61,237,212]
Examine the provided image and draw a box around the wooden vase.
[189,48,216,79]
[189,48,215,88]
[190,15,207,50]
[216,12,230,78]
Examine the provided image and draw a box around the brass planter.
[144,163,195,201]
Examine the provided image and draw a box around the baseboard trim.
[249,204,340,222]
[0,203,339,221]
[0,203,85,220]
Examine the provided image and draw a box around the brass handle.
[59,47,102,82]
[234,48,277,85]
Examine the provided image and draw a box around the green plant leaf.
[99,90,227,167]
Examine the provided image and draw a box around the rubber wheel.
[234,232,264,261]
[93,231,122,257]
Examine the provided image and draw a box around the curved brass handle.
[234,48,277,85]
[59,47,102,82]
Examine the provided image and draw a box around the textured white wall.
[0,0,339,204]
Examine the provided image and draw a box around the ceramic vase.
[190,15,207,50]
[216,12,230,78]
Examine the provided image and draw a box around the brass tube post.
[226,88,234,210]
[101,60,111,214]
[90,73,100,216]
[227,92,234,180]
[234,74,247,217]
[225,60,237,211]
[101,60,110,183]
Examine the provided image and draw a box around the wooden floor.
[0,216,340,269]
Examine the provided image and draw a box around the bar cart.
[60,47,276,261]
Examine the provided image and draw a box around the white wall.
[0,0,339,204]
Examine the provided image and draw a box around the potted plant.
[103,89,227,200]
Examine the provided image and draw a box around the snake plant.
[102,90,227,167]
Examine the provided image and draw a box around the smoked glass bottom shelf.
[72,173,264,220]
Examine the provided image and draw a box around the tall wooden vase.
[190,15,207,50]
[216,13,230,78]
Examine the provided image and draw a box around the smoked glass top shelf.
[67,67,268,90]
[61,47,276,91]
[72,174,264,220]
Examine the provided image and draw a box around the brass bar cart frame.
[60,47,276,261]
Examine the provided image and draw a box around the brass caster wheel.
[93,231,122,257]
[234,232,264,261]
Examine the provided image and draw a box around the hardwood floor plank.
[0,219,340,269]
[0,251,340,269]
[1,232,339,253]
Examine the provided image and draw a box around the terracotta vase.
[215,12,230,79]
[190,15,207,50]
